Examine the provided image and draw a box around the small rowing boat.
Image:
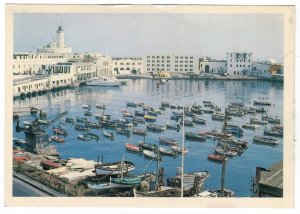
[125,143,142,153]
[50,136,65,143]
[253,136,279,145]
[159,137,178,146]
[171,145,188,154]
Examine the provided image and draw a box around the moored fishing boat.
[253,99,271,106]
[185,131,206,141]
[133,116,146,123]
[147,123,166,131]
[203,109,215,114]
[263,129,283,137]
[77,134,91,141]
[143,150,161,161]
[85,121,102,129]
[99,120,117,128]
[180,120,194,127]
[76,116,88,123]
[166,121,180,130]
[50,136,65,143]
[125,143,143,153]
[171,145,188,154]
[207,154,228,162]
[86,76,121,87]
[223,139,248,149]
[192,116,206,124]
[267,117,281,125]
[133,128,147,136]
[159,146,176,156]
[96,104,105,109]
[148,110,158,116]
[116,127,131,137]
[94,160,135,176]
[159,137,178,146]
[253,136,279,145]
[82,104,91,109]
[103,130,114,139]
[85,132,100,140]
[138,141,156,150]
[225,125,243,136]
[144,114,156,122]
[242,123,259,130]
[126,101,137,107]
[212,114,225,121]
[84,111,92,116]
[74,123,90,131]
[250,118,268,125]
[135,110,145,116]
[53,128,67,136]
[214,147,237,156]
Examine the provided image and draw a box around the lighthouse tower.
[57,25,65,49]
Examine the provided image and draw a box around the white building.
[111,58,144,75]
[199,61,227,74]
[251,59,283,78]
[226,52,253,75]
[13,26,72,75]
[143,54,199,73]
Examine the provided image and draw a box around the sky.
[13,13,283,61]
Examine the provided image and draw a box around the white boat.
[86,76,121,87]
[95,160,135,176]
[171,145,188,154]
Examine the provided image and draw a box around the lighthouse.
[57,25,64,49]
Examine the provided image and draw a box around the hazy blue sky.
[14,13,283,61]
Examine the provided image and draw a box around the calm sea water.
[13,79,284,197]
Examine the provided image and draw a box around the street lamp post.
[159,79,185,197]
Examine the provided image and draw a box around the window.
[185,61,188,63]
[175,69,178,71]
[147,60,150,63]
[162,56,165,59]
[248,65,251,67]
[190,61,193,63]
[152,56,155,58]
[147,56,150,58]
[190,56,193,59]
[180,56,183,59]
[167,56,170,59]
[167,64,170,67]
[175,56,178,59]
[175,61,178,63]
[180,61,183,63]
[236,65,238,67]
[152,64,155,66]
[185,65,188,67]
[157,56,160,58]
[175,65,178,67]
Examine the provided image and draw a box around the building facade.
[143,54,199,73]
[199,61,227,74]
[251,60,283,78]
[226,52,253,75]
[111,58,144,75]
[13,26,72,75]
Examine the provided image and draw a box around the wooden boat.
[170,104,177,109]
[116,120,133,128]
[88,180,137,193]
[228,111,244,117]
[171,145,188,154]
[211,130,232,139]
[203,100,212,105]
[50,136,65,143]
[223,139,248,149]
[159,146,176,156]
[96,104,105,109]
[166,171,210,192]
[242,123,258,130]
[264,129,283,137]
[126,102,137,107]
[82,104,91,109]
[144,115,156,122]
[84,111,92,116]
[203,109,215,114]
[148,111,158,116]
[180,120,194,127]
[76,116,88,123]
[217,142,243,154]
[103,130,114,139]
[85,121,102,129]
[214,147,237,156]
[133,116,146,123]
[133,128,147,136]
[135,110,145,116]
[100,120,117,128]
[65,117,74,124]
[267,117,281,124]
[53,128,67,136]
[74,123,90,131]
[225,125,243,135]
[95,160,135,176]
[185,131,206,141]
[85,132,100,140]
[159,137,178,146]
[207,154,228,162]
[122,111,133,118]
[250,118,268,125]
[166,121,180,130]
[230,102,244,107]
[40,159,62,170]
[147,123,165,131]
[212,114,225,121]
[199,131,215,139]
[138,141,156,150]
[253,136,279,145]
[209,189,235,197]
[116,127,131,137]
[253,99,271,106]
[95,114,110,121]
[192,116,206,124]
[125,143,142,153]
[250,106,267,113]
[77,134,91,141]
[143,150,161,161]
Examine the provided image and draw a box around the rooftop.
[259,160,283,190]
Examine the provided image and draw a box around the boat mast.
[154,145,161,191]
[220,108,228,197]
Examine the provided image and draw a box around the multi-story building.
[226,52,253,75]
[251,59,283,78]
[111,58,143,75]
[143,54,199,73]
[12,26,72,75]
[199,60,227,74]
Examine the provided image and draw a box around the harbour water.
[13,79,283,197]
